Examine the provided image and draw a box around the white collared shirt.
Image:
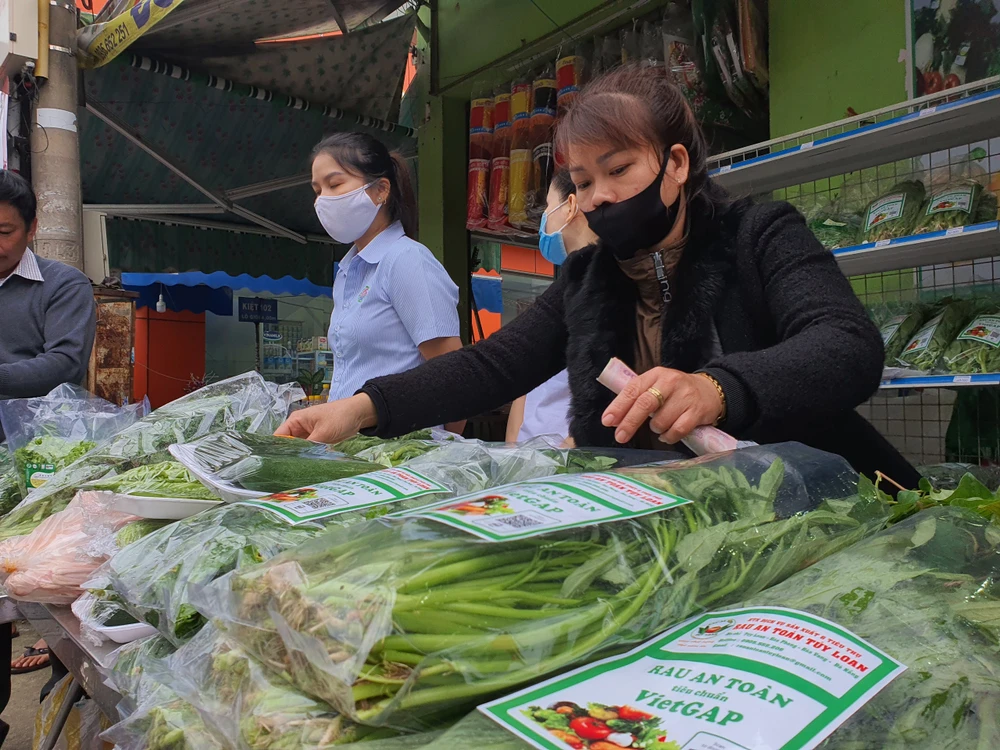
[327,222,460,401]
[0,248,44,288]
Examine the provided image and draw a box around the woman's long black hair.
[312,132,418,238]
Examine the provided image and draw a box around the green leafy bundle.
[199,444,886,730]
[914,180,983,234]
[895,299,973,371]
[0,446,19,517]
[942,304,1000,374]
[888,471,1000,525]
[87,461,220,501]
[90,440,607,645]
[13,436,95,485]
[807,204,862,250]
[876,306,926,365]
[0,373,288,543]
[861,181,926,242]
[331,431,435,458]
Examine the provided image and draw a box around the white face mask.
[314,182,380,244]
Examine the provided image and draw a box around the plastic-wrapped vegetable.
[914,180,982,234]
[88,440,597,645]
[0,445,19,516]
[330,430,436,458]
[917,462,1000,491]
[0,373,290,543]
[895,299,973,371]
[874,305,926,366]
[976,189,998,223]
[807,203,862,250]
[170,432,382,502]
[107,634,178,715]
[0,383,147,500]
[861,181,925,242]
[197,443,888,730]
[86,461,221,501]
[0,490,167,604]
[942,303,1000,374]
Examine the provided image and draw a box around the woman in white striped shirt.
[312,134,463,431]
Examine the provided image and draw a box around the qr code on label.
[294,497,347,511]
[483,512,548,531]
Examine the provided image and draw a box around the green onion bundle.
[198,443,887,730]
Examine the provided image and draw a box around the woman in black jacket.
[279,63,920,486]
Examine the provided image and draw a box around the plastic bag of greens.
[83,461,220,501]
[918,462,1000,491]
[196,442,888,730]
[977,189,998,223]
[871,304,926,366]
[72,590,155,648]
[942,302,1000,374]
[0,384,148,500]
[86,439,593,645]
[101,686,227,750]
[0,444,19,517]
[169,432,382,502]
[860,181,925,243]
[106,634,178,716]
[807,202,862,250]
[0,372,290,543]
[914,179,983,234]
[895,299,973,371]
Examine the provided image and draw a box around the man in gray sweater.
[0,170,96,426]
[0,170,96,720]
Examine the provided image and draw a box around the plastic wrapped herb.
[942,302,1000,374]
[0,373,290,543]
[87,439,600,645]
[0,445,19,517]
[807,203,862,250]
[170,432,382,502]
[914,180,983,234]
[895,299,973,371]
[860,181,925,243]
[874,305,926,366]
[196,442,887,730]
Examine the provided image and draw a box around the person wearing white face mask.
[506,171,597,445]
[312,133,463,430]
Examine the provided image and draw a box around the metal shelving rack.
[708,75,1000,465]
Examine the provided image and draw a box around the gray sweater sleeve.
[0,276,96,398]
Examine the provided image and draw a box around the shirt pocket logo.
[357,285,371,304]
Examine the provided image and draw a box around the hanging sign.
[238,297,278,324]
[78,0,189,69]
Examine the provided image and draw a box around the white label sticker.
[481,607,905,750]
[879,314,910,346]
[865,193,906,232]
[902,312,943,355]
[926,187,975,216]
[413,472,691,541]
[236,467,449,524]
[953,375,973,384]
[957,315,1000,348]
[918,105,937,117]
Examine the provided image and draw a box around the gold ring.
[647,387,665,410]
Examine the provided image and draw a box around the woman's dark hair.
[551,169,576,201]
[554,63,732,231]
[0,170,36,228]
[311,132,417,238]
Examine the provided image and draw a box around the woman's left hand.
[602,367,724,445]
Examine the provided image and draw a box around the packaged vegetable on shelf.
[195,442,888,730]
[942,302,1000,374]
[860,180,926,243]
[87,439,602,645]
[913,179,983,234]
[0,372,291,543]
[806,202,862,250]
[871,303,926,366]
[0,490,166,604]
[0,383,148,500]
[170,432,382,502]
[977,189,998,223]
[895,298,973,371]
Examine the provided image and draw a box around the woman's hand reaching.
[275,394,378,444]
[601,367,724,445]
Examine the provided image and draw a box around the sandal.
[11,645,50,674]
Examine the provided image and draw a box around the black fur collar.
[562,207,743,447]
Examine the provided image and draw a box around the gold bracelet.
[697,372,727,425]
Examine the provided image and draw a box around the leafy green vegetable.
[0,446,19,517]
[861,181,926,242]
[332,430,434,457]
[201,444,885,730]
[14,436,95,494]
[888,471,1000,525]
[942,304,1000,374]
[88,461,220,501]
[976,189,998,223]
[914,180,983,234]
[877,306,927,365]
[807,204,863,250]
[116,520,171,549]
[896,299,973,371]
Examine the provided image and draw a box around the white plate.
[168,443,267,503]
[110,493,222,520]
[91,620,158,644]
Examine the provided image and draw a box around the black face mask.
[583,153,681,260]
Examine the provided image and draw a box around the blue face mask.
[538,200,570,266]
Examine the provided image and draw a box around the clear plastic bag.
[197,443,888,730]
[72,590,152,648]
[0,490,149,603]
[896,298,975,372]
[0,372,290,543]
[106,634,178,716]
[87,439,592,645]
[0,443,18,517]
[83,460,220,501]
[0,383,147,501]
[918,462,1000,491]
[169,432,382,502]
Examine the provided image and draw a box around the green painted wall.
[769,0,909,137]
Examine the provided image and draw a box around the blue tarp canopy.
[472,274,502,314]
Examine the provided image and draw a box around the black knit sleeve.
[360,273,569,437]
[704,201,884,439]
